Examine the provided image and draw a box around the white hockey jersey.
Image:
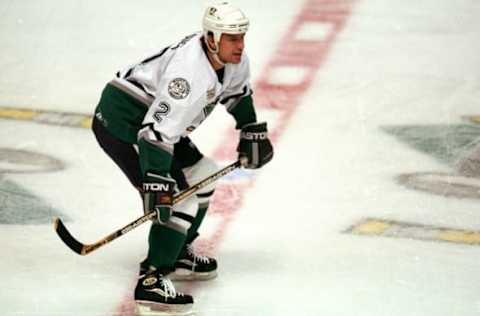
[110,32,252,147]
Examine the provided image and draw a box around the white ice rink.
[2,0,480,315]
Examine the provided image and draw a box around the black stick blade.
[53,217,86,255]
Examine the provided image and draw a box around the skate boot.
[171,244,218,281]
[139,244,217,281]
[135,269,193,316]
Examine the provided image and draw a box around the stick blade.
[53,217,86,255]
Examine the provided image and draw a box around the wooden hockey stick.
[54,158,246,255]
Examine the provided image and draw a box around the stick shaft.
[54,159,244,255]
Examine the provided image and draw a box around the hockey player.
[91,2,273,315]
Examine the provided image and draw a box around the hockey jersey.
[95,32,257,176]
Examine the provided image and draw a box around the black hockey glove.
[237,122,274,169]
[143,173,176,224]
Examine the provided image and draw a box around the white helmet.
[202,2,249,50]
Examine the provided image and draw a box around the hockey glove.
[237,122,274,169]
[143,173,176,224]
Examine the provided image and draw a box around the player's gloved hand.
[237,122,274,169]
[143,173,176,224]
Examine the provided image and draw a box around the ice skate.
[170,244,218,281]
[140,245,217,281]
[135,270,193,316]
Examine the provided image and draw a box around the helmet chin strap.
[212,52,225,67]
[204,37,225,67]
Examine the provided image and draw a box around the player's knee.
[183,157,219,194]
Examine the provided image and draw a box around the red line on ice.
[114,0,355,314]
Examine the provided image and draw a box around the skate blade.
[135,300,194,316]
[169,269,217,281]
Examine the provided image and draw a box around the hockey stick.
[54,158,246,255]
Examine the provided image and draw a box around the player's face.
[218,33,245,64]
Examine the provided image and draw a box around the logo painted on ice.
[383,123,480,199]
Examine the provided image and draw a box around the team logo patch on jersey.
[168,78,190,99]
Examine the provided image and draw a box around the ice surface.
[1,0,480,315]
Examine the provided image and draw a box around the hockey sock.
[185,206,208,244]
[147,223,186,271]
